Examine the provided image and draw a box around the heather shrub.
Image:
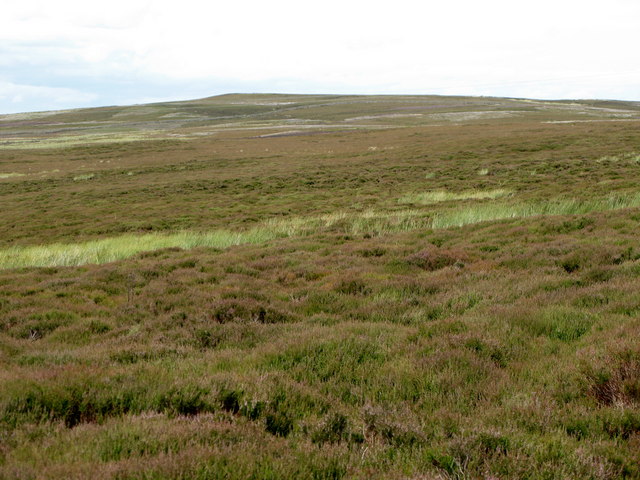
[584,347,640,407]
[405,247,467,271]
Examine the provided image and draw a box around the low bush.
[406,247,467,271]
[154,386,212,417]
[584,348,640,407]
[312,412,350,444]
[334,278,371,296]
[265,411,294,437]
[217,387,243,414]
[210,299,291,324]
[512,306,594,342]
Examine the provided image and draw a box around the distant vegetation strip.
[431,194,640,228]
[0,133,159,150]
[398,188,511,204]
[2,193,640,269]
[0,230,277,270]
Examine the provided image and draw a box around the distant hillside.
[2,93,640,149]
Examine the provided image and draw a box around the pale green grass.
[0,230,277,269]
[0,210,429,270]
[398,188,510,205]
[0,133,162,150]
[0,173,26,179]
[431,194,640,228]
[264,209,429,237]
[73,174,95,181]
[2,194,640,270]
[597,151,640,163]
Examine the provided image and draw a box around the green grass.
[398,188,511,204]
[0,173,26,179]
[72,173,96,181]
[431,193,640,228]
[263,209,430,237]
[0,230,276,269]
[0,133,158,149]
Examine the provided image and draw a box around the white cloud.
[0,81,97,113]
[1,0,640,112]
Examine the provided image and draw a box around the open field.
[1,94,640,479]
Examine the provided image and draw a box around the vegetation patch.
[510,306,595,342]
[431,193,640,229]
[0,172,26,179]
[73,173,95,181]
[398,188,511,204]
[584,347,640,407]
[406,246,467,271]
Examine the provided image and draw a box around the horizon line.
[1,92,639,117]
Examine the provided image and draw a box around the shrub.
[10,311,76,339]
[358,247,386,257]
[602,410,640,439]
[464,338,508,368]
[1,383,144,428]
[584,348,640,407]
[559,256,581,273]
[425,450,468,478]
[475,432,510,455]
[564,417,593,439]
[265,411,294,437]
[217,387,243,414]
[87,320,111,334]
[210,299,290,324]
[518,307,594,342]
[240,399,266,421]
[306,458,348,480]
[334,278,371,296]
[194,328,220,349]
[364,406,424,448]
[406,247,467,271]
[581,267,614,284]
[155,386,211,417]
[312,412,350,444]
[541,217,594,234]
[266,338,384,385]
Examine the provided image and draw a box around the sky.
[1,0,639,114]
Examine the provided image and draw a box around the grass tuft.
[0,230,277,269]
[398,188,510,205]
[73,173,95,181]
[431,193,640,229]
[0,172,26,179]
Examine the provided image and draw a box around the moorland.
[1,94,640,479]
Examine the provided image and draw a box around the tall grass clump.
[263,209,430,237]
[0,172,26,179]
[597,152,640,164]
[0,210,431,270]
[73,173,95,181]
[398,189,510,205]
[431,193,640,229]
[0,230,277,269]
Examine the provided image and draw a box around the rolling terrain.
[1,94,640,479]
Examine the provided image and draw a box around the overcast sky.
[1,0,639,114]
